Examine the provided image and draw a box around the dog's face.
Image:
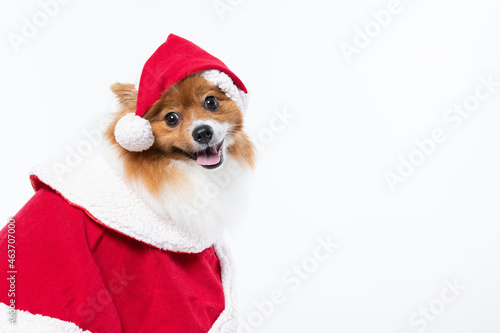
[107,74,255,195]
[145,74,244,169]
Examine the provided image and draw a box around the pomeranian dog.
[107,74,254,242]
[0,34,254,333]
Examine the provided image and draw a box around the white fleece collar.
[30,144,218,254]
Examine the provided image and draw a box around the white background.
[1,0,500,332]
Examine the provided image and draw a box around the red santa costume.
[0,34,250,333]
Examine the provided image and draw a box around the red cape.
[0,148,237,332]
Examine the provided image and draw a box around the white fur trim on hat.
[114,113,155,152]
[201,70,249,112]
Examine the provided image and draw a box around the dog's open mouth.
[173,140,224,169]
[196,140,224,169]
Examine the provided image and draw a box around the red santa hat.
[114,34,249,152]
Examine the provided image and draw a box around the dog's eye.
[165,112,181,127]
[203,96,219,111]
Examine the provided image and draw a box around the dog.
[0,34,254,333]
[107,74,255,242]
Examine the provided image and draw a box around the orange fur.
[105,75,255,196]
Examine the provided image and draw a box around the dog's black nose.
[192,125,213,145]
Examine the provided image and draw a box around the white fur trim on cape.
[30,144,215,253]
[210,239,238,332]
[201,70,249,112]
[0,303,90,333]
[114,113,155,152]
[28,140,246,331]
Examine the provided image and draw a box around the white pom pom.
[114,113,155,152]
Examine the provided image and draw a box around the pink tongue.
[196,145,220,166]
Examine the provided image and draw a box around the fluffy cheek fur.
[104,76,255,238]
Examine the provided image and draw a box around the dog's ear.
[111,83,137,110]
[105,83,139,148]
